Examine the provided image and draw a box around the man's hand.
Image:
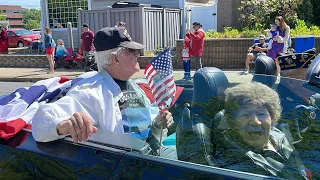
[154,111,174,129]
[56,112,98,143]
[186,29,190,33]
[254,46,261,52]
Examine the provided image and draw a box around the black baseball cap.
[93,27,145,52]
[82,23,89,28]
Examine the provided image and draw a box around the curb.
[0,77,55,82]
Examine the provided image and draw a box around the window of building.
[47,0,88,28]
[5,10,22,13]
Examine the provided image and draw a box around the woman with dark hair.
[267,16,291,76]
[186,22,205,71]
[44,27,56,74]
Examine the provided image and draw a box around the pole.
[67,22,74,50]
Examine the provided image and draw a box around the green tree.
[297,0,314,25]
[238,0,303,29]
[22,8,41,29]
[0,10,7,27]
[310,0,320,26]
[24,19,39,30]
[0,10,6,21]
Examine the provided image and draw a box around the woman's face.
[233,104,273,148]
[275,19,280,27]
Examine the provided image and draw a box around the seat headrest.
[252,55,277,87]
[306,54,320,88]
[192,67,229,105]
[255,55,276,75]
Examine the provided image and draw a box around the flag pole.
[159,123,163,157]
[159,44,171,157]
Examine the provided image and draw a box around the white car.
[31,28,41,35]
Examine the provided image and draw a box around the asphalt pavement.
[0,68,254,95]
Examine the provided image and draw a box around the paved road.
[0,82,33,95]
[0,71,254,96]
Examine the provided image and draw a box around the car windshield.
[0,71,319,179]
[126,71,320,179]
[14,30,33,35]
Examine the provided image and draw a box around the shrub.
[205,20,320,39]
[239,0,302,29]
[205,27,263,38]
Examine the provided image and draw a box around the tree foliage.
[238,0,303,29]
[0,10,6,27]
[22,8,41,30]
[297,0,314,25]
[310,0,320,26]
[0,10,6,21]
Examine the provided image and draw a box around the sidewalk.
[0,68,249,82]
[0,68,148,82]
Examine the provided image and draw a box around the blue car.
[0,55,319,180]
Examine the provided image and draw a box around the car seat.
[306,54,320,89]
[252,55,277,87]
[176,67,229,165]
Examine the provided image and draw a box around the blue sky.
[0,0,40,9]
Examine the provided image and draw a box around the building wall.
[217,0,241,32]
[90,0,179,10]
[0,5,23,28]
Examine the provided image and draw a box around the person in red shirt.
[0,26,9,54]
[182,36,191,80]
[186,22,205,71]
[80,23,94,71]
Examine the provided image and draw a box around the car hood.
[19,34,41,40]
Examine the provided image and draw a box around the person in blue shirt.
[44,27,56,74]
[55,39,70,69]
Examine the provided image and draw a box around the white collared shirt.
[32,71,125,142]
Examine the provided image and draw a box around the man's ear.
[110,53,120,68]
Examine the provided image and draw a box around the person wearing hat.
[0,25,8,54]
[186,22,205,71]
[32,27,176,158]
[80,23,94,71]
[244,34,268,74]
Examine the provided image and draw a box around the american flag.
[144,48,176,110]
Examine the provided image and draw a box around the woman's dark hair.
[275,16,288,35]
[193,22,202,27]
[44,27,52,34]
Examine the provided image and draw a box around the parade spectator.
[0,25,9,54]
[186,22,205,71]
[55,39,70,69]
[244,35,268,74]
[44,27,55,74]
[80,23,94,71]
[267,16,291,76]
[116,21,126,27]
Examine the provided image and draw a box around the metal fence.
[78,5,181,55]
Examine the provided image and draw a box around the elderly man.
[32,27,174,157]
[244,35,268,74]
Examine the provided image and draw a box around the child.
[182,36,191,80]
[267,24,279,50]
[55,39,70,69]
